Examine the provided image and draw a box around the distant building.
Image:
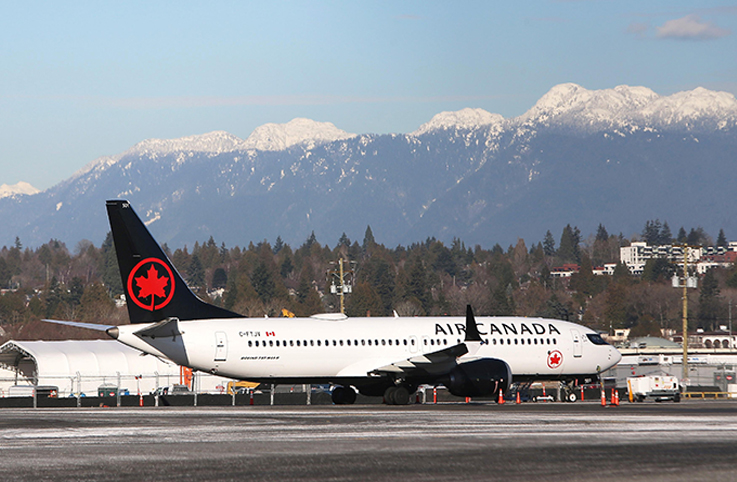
[620,241,736,275]
[550,264,579,278]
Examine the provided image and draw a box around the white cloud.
[656,14,731,40]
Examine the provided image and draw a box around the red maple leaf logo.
[127,258,175,311]
[548,350,563,369]
[135,265,170,310]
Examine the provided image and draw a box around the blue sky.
[1,1,736,190]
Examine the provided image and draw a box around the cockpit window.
[587,333,608,345]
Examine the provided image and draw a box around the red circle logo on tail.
[547,350,563,369]
[127,258,175,311]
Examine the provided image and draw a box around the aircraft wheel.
[392,386,410,405]
[673,392,681,403]
[566,392,577,403]
[384,386,397,405]
[332,386,356,405]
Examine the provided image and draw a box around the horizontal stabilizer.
[43,319,115,332]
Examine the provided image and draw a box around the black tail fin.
[106,200,243,324]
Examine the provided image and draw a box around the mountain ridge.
[2,83,735,249]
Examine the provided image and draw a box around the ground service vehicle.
[627,375,681,402]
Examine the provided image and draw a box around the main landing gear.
[331,386,357,405]
[383,386,412,405]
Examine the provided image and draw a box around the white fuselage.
[112,315,621,384]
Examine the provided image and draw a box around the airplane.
[47,200,622,405]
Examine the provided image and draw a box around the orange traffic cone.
[612,389,619,406]
[580,385,584,402]
[139,393,143,407]
[542,384,547,402]
[498,389,505,404]
[600,389,606,407]
[516,391,521,404]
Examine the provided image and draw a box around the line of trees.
[0,220,735,343]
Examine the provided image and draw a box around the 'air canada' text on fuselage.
[436,321,562,337]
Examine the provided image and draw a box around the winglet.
[464,305,482,342]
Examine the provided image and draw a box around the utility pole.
[681,246,688,386]
[673,245,698,389]
[329,258,355,314]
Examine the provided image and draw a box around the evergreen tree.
[641,258,674,283]
[346,282,382,317]
[273,236,284,254]
[677,227,688,243]
[211,268,228,289]
[250,261,276,303]
[595,224,609,242]
[642,219,662,245]
[187,254,205,287]
[543,230,556,256]
[717,229,728,247]
[337,232,351,249]
[100,232,123,296]
[558,225,581,264]
[660,222,673,245]
[362,226,376,251]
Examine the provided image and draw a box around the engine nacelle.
[446,359,512,398]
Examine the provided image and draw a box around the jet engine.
[445,359,512,398]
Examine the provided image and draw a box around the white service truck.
[627,375,681,402]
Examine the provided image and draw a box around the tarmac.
[1,400,736,481]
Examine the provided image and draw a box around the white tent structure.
[0,340,231,397]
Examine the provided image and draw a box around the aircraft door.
[571,329,582,358]
[215,331,228,362]
[409,335,418,354]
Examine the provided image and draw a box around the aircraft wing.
[368,306,485,378]
[369,342,469,377]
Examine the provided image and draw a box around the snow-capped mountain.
[411,108,505,136]
[1,83,735,249]
[513,83,737,132]
[241,118,356,151]
[0,181,39,199]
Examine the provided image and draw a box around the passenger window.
[269,340,273,347]
[340,340,344,346]
[546,338,550,344]
[553,339,557,345]
[388,339,392,346]
[403,340,407,346]
[332,340,337,346]
[248,341,252,347]
[317,340,321,346]
[430,339,435,346]
[520,339,524,345]
[382,339,386,346]
[493,339,497,345]
[276,340,280,347]
[423,339,427,345]
[296,340,300,346]
[411,339,415,345]
[310,340,314,346]
[514,339,518,345]
[368,339,372,346]
[362,340,366,346]
[347,340,351,346]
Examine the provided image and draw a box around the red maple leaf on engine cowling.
[135,265,169,310]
